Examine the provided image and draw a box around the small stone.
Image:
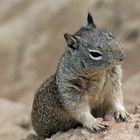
[134,105,140,114]
[104,113,114,121]
[134,123,139,129]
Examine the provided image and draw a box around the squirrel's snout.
[119,57,124,62]
[119,52,126,62]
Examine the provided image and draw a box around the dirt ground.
[0,0,140,139]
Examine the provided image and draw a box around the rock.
[134,123,139,129]
[134,104,140,114]
[48,114,140,140]
[0,98,31,140]
[22,133,45,140]
[23,109,140,140]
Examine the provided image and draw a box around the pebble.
[134,123,139,129]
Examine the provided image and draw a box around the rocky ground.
[24,106,140,140]
[0,98,140,140]
[0,0,140,139]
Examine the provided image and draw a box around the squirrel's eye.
[89,50,102,60]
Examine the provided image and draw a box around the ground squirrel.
[31,13,128,139]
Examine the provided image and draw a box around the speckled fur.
[31,13,128,139]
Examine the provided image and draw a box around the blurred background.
[0,0,140,139]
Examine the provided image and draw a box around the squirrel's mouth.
[110,60,124,68]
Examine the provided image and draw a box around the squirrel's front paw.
[86,121,109,133]
[114,110,129,122]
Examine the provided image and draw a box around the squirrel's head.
[63,13,125,72]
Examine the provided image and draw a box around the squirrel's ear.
[87,12,96,27]
[64,33,78,50]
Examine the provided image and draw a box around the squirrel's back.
[31,75,79,138]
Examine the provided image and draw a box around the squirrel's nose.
[119,53,126,62]
[119,57,124,62]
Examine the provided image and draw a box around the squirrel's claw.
[114,111,129,122]
[87,122,109,133]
